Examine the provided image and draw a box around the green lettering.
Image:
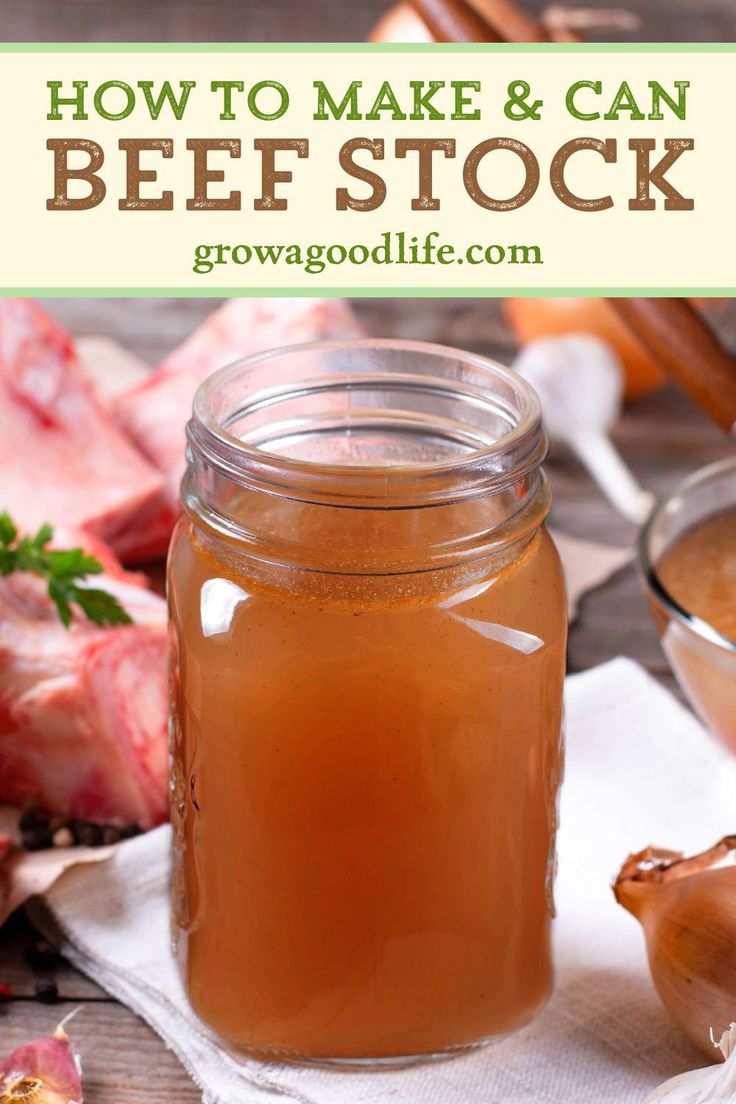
[451,80,481,121]
[604,81,645,121]
[648,80,689,121]
[409,80,445,121]
[211,80,244,120]
[138,80,196,121]
[313,81,362,121]
[566,80,601,121]
[47,80,89,121]
[94,80,136,121]
[367,81,406,121]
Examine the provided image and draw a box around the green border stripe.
[6,288,734,298]
[1,42,734,52]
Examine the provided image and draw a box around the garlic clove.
[643,1023,736,1102]
[615,839,736,1059]
[513,333,655,524]
[0,1014,83,1103]
[368,2,434,42]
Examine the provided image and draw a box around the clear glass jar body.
[168,340,567,1065]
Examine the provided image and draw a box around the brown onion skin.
[618,867,736,1058]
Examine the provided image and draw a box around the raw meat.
[114,297,365,504]
[75,335,150,404]
[0,299,175,563]
[0,528,168,828]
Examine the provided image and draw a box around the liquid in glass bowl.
[640,457,736,754]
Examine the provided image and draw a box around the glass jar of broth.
[168,339,567,1066]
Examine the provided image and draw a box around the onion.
[615,836,736,1058]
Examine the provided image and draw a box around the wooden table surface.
[1,295,735,1100]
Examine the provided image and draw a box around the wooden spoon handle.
[464,0,546,40]
[609,298,736,433]
[406,0,574,44]
[407,0,506,40]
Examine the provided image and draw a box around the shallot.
[615,836,736,1057]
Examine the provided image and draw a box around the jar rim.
[189,337,546,508]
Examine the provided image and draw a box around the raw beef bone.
[0,299,176,563]
[0,528,168,828]
[114,297,365,506]
[76,335,150,404]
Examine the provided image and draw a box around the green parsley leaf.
[0,515,133,629]
[0,512,18,548]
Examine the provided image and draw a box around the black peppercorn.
[75,822,103,848]
[25,941,60,972]
[22,827,53,852]
[34,979,59,1003]
[19,808,48,833]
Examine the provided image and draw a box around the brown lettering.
[46,139,105,211]
[463,138,539,212]
[186,139,242,211]
[118,138,174,211]
[550,138,617,212]
[254,138,309,212]
[336,138,386,212]
[629,138,694,211]
[394,138,456,211]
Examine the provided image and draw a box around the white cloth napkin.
[29,658,734,1104]
[552,529,631,619]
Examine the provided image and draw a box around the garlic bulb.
[615,836,736,1057]
[643,1023,736,1102]
[0,1012,82,1103]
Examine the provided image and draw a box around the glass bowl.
[638,456,736,754]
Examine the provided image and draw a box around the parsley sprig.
[0,513,133,629]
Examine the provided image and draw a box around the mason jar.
[168,338,567,1066]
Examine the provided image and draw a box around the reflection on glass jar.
[167,339,567,1065]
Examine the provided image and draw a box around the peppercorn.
[22,827,53,852]
[25,942,60,972]
[34,980,58,1003]
[19,808,49,833]
[52,826,75,849]
[74,822,103,848]
[101,824,123,846]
